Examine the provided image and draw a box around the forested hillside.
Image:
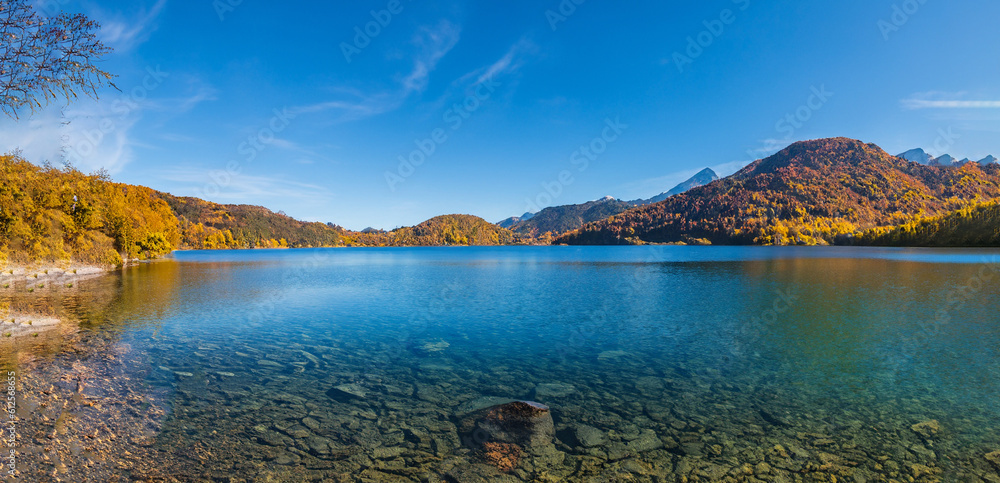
[854,201,1000,246]
[507,198,634,241]
[156,193,343,250]
[557,138,1000,246]
[0,154,346,266]
[346,215,516,246]
[0,155,179,265]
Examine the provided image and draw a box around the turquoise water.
[5,246,1000,481]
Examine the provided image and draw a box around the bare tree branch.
[0,0,114,119]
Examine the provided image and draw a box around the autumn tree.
[0,0,114,118]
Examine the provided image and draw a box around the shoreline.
[0,263,115,340]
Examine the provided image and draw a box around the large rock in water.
[456,401,564,473]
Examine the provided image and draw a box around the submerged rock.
[911,420,941,440]
[417,339,450,353]
[326,383,366,402]
[986,450,1000,469]
[457,401,564,472]
[445,462,521,482]
[573,424,608,448]
[597,350,629,361]
[626,429,663,453]
[533,382,576,399]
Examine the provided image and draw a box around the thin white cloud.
[0,74,217,174]
[901,91,1000,110]
[745,138,793,158]
[292,20,461,121]
[903,100,1000,109]
[95,0,168,52]
[0,101,139,174]
[158,132,197,143]
[268,138,333,163]
[462,38,535,86]
[421,37,536,113]
[159,168,334,205]
[175,88,218,112]
[291,94,398,119]
[403,20,461,94]
[711,159,753,177]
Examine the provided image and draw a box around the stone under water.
[456,400,565,473]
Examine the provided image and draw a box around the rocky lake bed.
[9,326,1000,482]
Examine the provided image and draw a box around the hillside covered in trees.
[0,155,179,265]
[499,170,720,241]
[557,138,1000,246]
[507,197,634,241]
[346,215,516,247]
[156,193,343,250]
[0,153,521,265]
[854,201,1000,246]
[0,154,348,266]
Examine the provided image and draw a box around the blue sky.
[3,0,1000,230]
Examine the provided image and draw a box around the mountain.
[505,197,635,238]
[497,212,535,229]
[900,149,998,167]
[157,193,343,249]
[855,201,1000,247]
[346,215,515,246]
[556,138,1000,246]
[632,168,719,205]
[930,154,957,167]
[498,168,720,238]
[898,148,933,165]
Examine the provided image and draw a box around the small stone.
[772,444,790,458]
[573,425,607,448]
[910,420,941,439]
[626,429,664,453]
[533,383,576,399]
[681,442,705,456]
[302,417,321,431]
[258,431,285,447]
[371,446,404,459]
[818,452,843,465]
[597,350,629,360]
[327,383,366,402]
[419,340,450,353]
[605,442,629,461]
[284,427,312,439]
[910,463,937,478]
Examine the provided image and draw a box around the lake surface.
[4,246,1000,482]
